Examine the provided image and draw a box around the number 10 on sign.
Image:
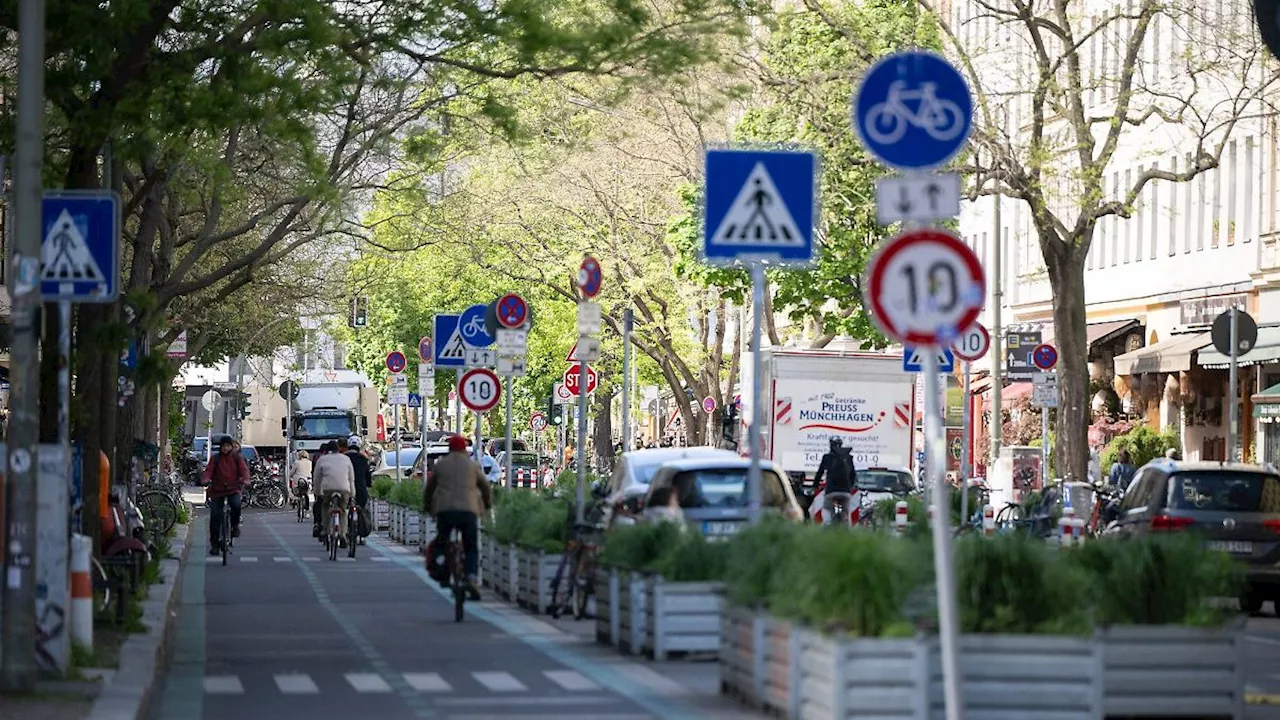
[865,228,985,347]
[459,368,501,413]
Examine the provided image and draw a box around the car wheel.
[1240,590,1265,615]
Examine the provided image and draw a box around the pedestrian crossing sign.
[433,314,466,368]
[703,149,816,267]
[40,191,119,302]
[903,346,955,373]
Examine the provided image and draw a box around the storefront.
[1253,384,1280,467]
[1200,325,1280,463]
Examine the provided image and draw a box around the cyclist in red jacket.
[202,436,250,554]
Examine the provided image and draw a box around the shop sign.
[1180,293,1249,327]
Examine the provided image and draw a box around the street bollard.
[1071,516,1086,545]
[1058,507,1076,548]
[982,504,995,536]
[70,533,93,651]
[895,500,909,536]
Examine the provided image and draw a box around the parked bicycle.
[548,521,600,620]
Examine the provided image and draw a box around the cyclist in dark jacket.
[341,435,372,544]
[814,437,856,525]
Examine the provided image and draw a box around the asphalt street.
[1247,610,1280,719]
[150,502,758,720]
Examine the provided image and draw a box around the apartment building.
[947,0,1280,461]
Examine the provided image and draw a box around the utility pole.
[990,145,1004,472]
[2,0,46,691]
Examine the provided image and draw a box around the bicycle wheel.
[452,545,465,622]
[138,491,178,536]
[573,551,595,620]
[90,557,110,615]
[265,484,286,509]
[547,553,572,619]
[221,513,230,566]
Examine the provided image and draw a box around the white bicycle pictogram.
[864,81,965,145]
[461,316,487,340]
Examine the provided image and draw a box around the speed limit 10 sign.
[459,368,502,413]
[864,228,985,346]
[952,322,990,362]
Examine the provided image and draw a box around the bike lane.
[154,508,747,720]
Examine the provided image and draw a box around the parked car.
[639,456,802,536]
[409,445,499,484]
[372,447,423,481]
[485,438,528,457]
[495,451,542,487]
[1104,459,1280,613]
[602,447,740,528]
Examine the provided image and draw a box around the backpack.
[826,450,854,493]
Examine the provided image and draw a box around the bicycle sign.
[459,368,501,413]
[459,303,494,348]
[854,50,973,170]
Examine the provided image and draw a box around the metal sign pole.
[455,378,463,436]
[1041,400,1050,486]
[394,404,401,484]
[576,350,588,524]
[923,350,962,720]
[504,382,514,489]
[747,264,765,523]
[286,391,293,477]
[475,412,483,466]
[959,360,971,526]
[1229,306,1239,462]
[622,309,633,454]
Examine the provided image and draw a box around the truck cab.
[291,407,364,453]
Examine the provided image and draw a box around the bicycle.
[346,500,360,559]
[461,315,486,340]
[448,527,466,622]
[136,489,178,536]
[294,481,310,523]
[548,522,600,620]
[864,80,965,144]
[220,499,233,566]
[325,492,343,561]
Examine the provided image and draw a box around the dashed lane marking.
[275,674,320,694]
[472,671,528,692]
[403,673,452,692]
[203,676,245,694]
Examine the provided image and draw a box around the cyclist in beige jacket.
[313,441,356,546]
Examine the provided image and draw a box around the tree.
[905,0,1280,484]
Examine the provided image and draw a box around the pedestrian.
[312,441,355,544]
[1109,448,1137,493]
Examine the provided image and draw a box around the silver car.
[602,447,740,527]
[639,456,803,536]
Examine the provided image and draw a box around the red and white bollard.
[1059,507,1077,547]
[70,533,93,650]
[982,504,995,536]
[895,500,909,535]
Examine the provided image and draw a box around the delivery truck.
[283,371,381,454]
[741,349,916,480]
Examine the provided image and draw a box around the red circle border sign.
[952,322,990,362]
[865,228,985,346]
[459,368,502,413]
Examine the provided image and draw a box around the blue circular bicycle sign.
[854,50,973,171]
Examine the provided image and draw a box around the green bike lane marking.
[363,535,704,720]
[260,520,436,718]
[153,519,207,720]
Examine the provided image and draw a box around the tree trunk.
[74,305,104,555]
[1045,235,1090,486]
[592,390,615,472]
[141,383,159,445]
[158,381,172,459]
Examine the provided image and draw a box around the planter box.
[479,533,493,588]
[372,499,390,530]
[644,577,723,660]
[389,505,402,542]
[517,547,564,614]
[719,604,764,706]
[617,571,649,655]
[595,566,621,646]
[761,614,798,716]
[1100,621,1245,719]
[404,511,422,546]
[416,513,432,548]
[492,543,518,600]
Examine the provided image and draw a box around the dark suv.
[1106,459,1280,612]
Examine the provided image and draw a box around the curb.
[86,521,192,720]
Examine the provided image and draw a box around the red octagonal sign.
[562,363,598,396]
[864,228,985,347]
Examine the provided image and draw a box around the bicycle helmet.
[347,435,362,449]
[829,436,844,451]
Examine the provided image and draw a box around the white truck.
[285,372,381,454]
[742,349,917,480]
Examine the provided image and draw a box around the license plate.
[1207,540,1254,555]
[701,521,743,537]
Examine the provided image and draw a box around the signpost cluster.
[573,256,603,522]
[854,50,978,720]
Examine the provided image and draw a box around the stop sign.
[562,363,599,396]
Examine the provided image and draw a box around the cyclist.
[313,441,355,547]
[814,437,856,525]
[202,436,250,555]
[423,434,492,599]
[341,436,372,544]
[290,450,312,508]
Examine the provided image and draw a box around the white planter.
[492,543,518,600]
[516,547,564,614]
[595,566,621,646]
[373,499,390,530]
[719,605,764,706]
[617,571,649,655]
[389,505,402,541]
[479,532,493,587]
[1100,621,1245,719]
[644,577,723,660]
[405,511,422,546]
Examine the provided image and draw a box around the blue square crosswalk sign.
[41,191,120,302]
[903,346,954,373]
[703,149,816,266]
[434,314,466,367]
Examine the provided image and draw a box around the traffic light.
[239,397,252,419]
[548,395,564,426]
[349,296,368,328]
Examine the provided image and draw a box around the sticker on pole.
[864,228,985,347]
[952,322,990,362]
[459,368,501,413]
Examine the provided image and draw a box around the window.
[1112,171,1121,266]
[856,469,914,494]
[665,468,788,508]
[1171,471,1280,513]
[295,415,355,439]
[1124,168,1133,263]
[1149,162,1158,260]
[1120,469,1156,512]
[1245,137,1255,243]
[1152,15,1161,82]
[980,231,988,268]
[1227,140,1238,246]
[1197,169,1207,251]
[1184,153,1194,253]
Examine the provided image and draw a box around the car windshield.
[1171,471,1280,513]
[856,469,913,493]
[295,415,354,438]
[383,449,421,468]
[669,468,784,508]
[240,446,258,462]
[192,438,208,454]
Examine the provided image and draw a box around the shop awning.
[1088,319,1141,347]
[1113,332,1211,375]
[1253,383,1280,417]
[1197,325,1280,369]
